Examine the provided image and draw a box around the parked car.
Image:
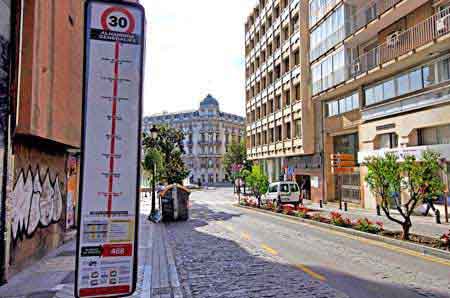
[263,181,301,207]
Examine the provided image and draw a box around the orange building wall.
[16,0,83,148]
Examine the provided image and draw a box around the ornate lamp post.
[149,125,159,220]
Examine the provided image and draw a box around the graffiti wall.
[7,140,68,274]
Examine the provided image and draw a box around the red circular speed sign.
[101,6,135,33]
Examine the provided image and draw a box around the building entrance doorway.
[295,175,311,201]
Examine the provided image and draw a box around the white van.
[264,181,301,207]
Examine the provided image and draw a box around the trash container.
[160,184,190,221]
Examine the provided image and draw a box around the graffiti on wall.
[10,168,63,240]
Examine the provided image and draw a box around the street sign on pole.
[75,1,145,297]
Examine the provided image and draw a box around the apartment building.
[143,95,245,185]
[310,0,450,208]
[245,0,326,201]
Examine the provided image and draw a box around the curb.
[236,204,450,262]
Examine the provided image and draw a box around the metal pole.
[339,175,343,210]
[443,162,449,223]
[151,162,156,216]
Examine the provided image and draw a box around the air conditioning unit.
[387,31,400,47]
[436,16,449,33]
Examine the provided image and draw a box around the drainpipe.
[0,0,20,285]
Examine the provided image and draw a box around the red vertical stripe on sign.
[107,41,120,216]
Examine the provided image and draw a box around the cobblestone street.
[167,209,348,298]
[168,188,450,298]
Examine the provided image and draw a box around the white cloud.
[141,0,256,117]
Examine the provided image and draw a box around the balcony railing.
[350,0,403,35]
[349,7,450,78]
[310,0,402,61]
[198,140,222,145]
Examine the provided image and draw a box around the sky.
[141,0,256,117]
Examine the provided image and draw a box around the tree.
[141,148,164,186]
[143,125,189,184]
[365,151,444,240]
[245,165,269,208]
[223,141,252,180]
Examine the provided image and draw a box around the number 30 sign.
[101,6,136,33]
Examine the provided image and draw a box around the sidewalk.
[0,195,181,298]
[304,201,450,239]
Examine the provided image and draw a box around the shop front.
[286,154,323,203]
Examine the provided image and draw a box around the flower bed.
[239,199,449,251]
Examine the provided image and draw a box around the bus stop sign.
[75,1,145,297]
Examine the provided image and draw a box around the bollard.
[319,200,323,208]
[376,205,381,216]
[344,202,348,212]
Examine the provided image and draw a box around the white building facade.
[143,95,245,185]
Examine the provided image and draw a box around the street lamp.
[149,125,159,220]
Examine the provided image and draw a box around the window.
[286,122,291,139]
[294,84,300,101]
[293,50,300,66]
[276,125,282,141]
[334,133,358,161]
[295,119,302,138]
[364,56,450,106]
[312,48,346,95]
[377,133,398,149]
[326,92,359,117]
[419,124,450,145]
[310,4,345,61]
[269,184,277,193]
[290,184,299,192]
[276,95,282,110]
[283,57,290,73]
[283,26,289,40]
[280,184,289,192]
[284,90,290,106]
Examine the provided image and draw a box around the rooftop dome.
[200,94,219,107]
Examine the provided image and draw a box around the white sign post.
[75,1,145,297]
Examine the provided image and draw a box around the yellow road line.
[241,232,251,241]
[261,244,278,255]
[240,206,450,267]
[296,264,326,281]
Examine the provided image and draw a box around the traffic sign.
[331,160,356,168]
[75,1,145,297]
[330,153,354,161]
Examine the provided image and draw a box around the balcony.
[310,0,421,62]
[348,7,450,78]
[198,140,222,145]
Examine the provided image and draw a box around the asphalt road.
[169,188,450,298]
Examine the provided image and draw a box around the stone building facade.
[143,95,245,185]
[245,0,450,210]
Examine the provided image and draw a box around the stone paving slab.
[0,195,180,298]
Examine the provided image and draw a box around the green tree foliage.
[245,165,269,208]
[365,151,444,240]
[141,148,164,186]
[143,125,189,184]
[223,141,252,180]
